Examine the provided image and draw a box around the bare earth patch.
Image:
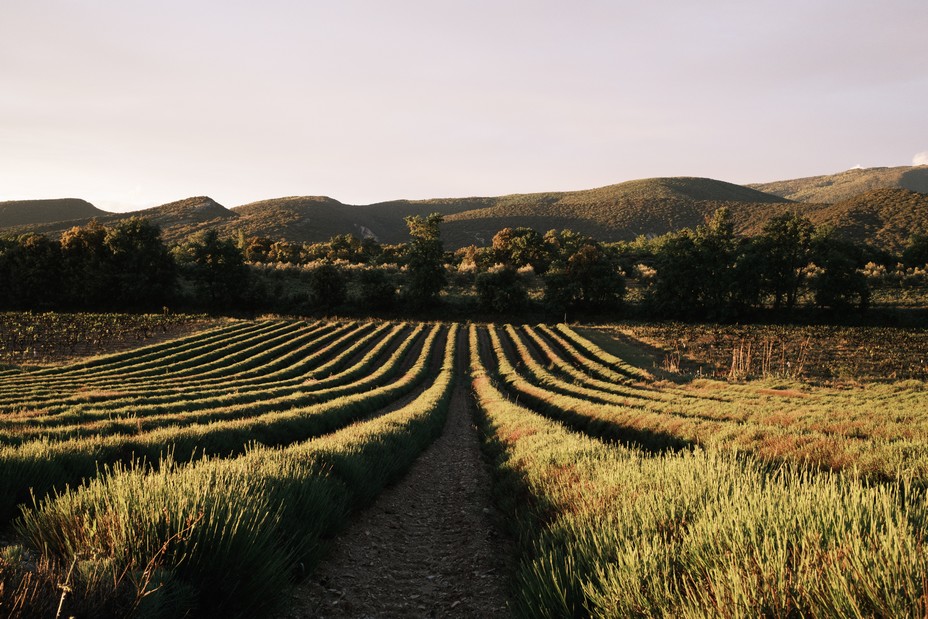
[278,368,511,618]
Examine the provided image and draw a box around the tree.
[543,238,624,314]
[902,234,928,267]
[307,264,347,312]
[105,218,175,309]
[402,213,446,308]
[59,220,111,308]
[754,212,814,311]
[355,268,396,310]
[174,229,249,308]
[475,267,528,313]
[647,208,738,320]
[0,234,62,309]
[810,234,869,312]
[492,227,550,273]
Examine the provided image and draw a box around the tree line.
[1,210,924,319]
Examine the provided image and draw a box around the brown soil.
[278,348,512,619]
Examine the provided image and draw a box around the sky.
[1,0,927,212]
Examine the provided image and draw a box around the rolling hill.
[2,167,926,251]
[750,165,928,203]
[805,188,928,252]
[0,198,106,227]
[2,196,237,244]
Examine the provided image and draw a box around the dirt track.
[279,343,511,618]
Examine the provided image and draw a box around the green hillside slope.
[0,198,106,228]
[3,174,925,251]
[750,166,928,203]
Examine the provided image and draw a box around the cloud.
[914,152,928,166]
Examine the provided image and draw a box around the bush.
[307,264,347,312]
[475,267,528,313]
[355,269,396,311]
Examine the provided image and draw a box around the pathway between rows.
[279,353,511,618]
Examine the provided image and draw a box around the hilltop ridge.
[2,167,926,250]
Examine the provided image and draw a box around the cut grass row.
[0,326,413,445]
[0,323,442,525]
[0,319,272,387]
[470,324,928,618]
[0,322,404,436]
[0,320,327,403]
[2,325,459,618]
[489,324,928,481]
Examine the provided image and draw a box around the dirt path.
[279,344,511,618]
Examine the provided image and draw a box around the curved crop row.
[0,320,293,404]
[3,326,459,618]
[0,322,397,429]
[469,324,928,618]
[0,324,444,524]
[487,324,928,481]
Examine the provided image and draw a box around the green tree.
[902,234,928,267]
[543,239,624,313]
[105,218,176,309]
[492,227,550,273]
[647,208,738,320]
[475,267,528,313]
[0,234,63,309]
[307,264,347,312]
[354,268,396,310]
[402,213,446,308]
[755,212,815,310]
[174,230,249,308]
[810,234,869,313]
[59,220,111,308]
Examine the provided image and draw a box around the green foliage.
[754,211,815,310]
[402,213,446,308]
[491,227,550,273]
[306,264,347,312]
[174,229,249,308]
[105,218,176,308]
[475,267,528,313]
[354,268,396,310]
[902,234,928,267]
[543,233,624,314]
[810,234,870,312]
[0,234,62,310]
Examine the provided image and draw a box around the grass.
[3,314,928,617]
[470,324,928,617]
[3,324,458,617]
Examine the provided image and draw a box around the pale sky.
[1,0,926,211]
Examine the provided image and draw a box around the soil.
[278,345,512,619]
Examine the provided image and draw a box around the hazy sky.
[2,1,926,211]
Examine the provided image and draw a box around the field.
[1,317,927,617]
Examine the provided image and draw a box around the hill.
[225,178,793,247]
[750,166,928,203]
[0,198,106,228]
[439,177,797,246]
[2,172,925,251]
[2,197,237,244]
[806,188,928,252]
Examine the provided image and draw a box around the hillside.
[1,171,925,251]
[750,166,928,203]
[806,188,928,252]
[2,197,237,244]
[440,177,797,246]
[0,198,106,227]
